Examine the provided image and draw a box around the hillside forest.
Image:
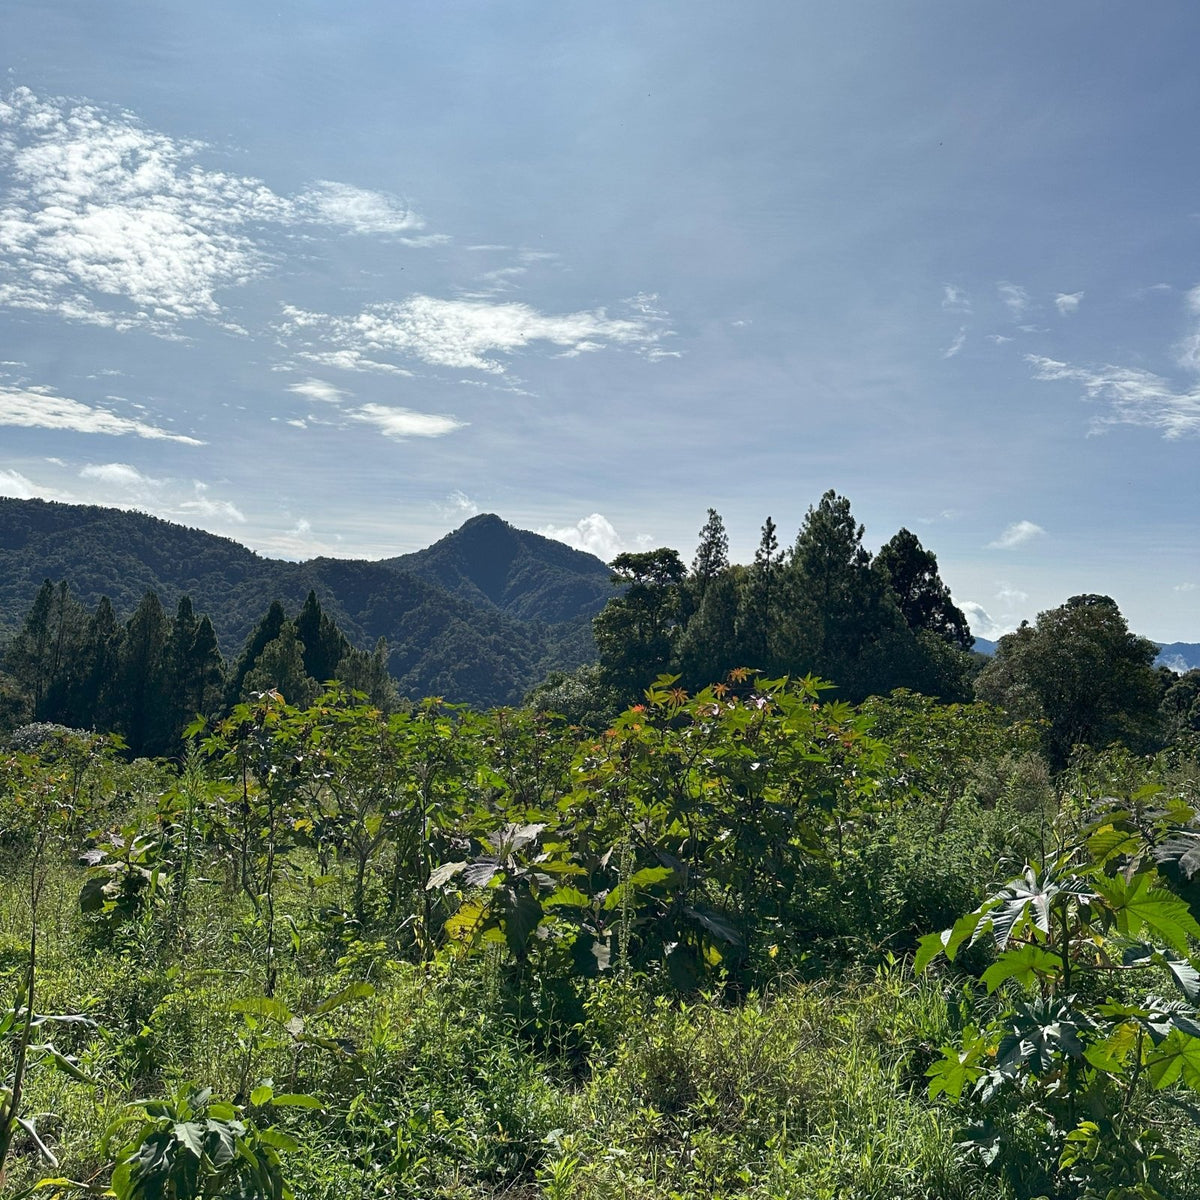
[1,491,1200,1198]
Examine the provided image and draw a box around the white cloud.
[1029,354,1200,438]
[538,513,634,562]
[351,403,466,439]
[298,350,411,376]
[280,293,675,374]
[987,333,1013,344]
[998,281,1030,317]
[942,327,966,359]
[1175,582,1198,593]
[0,89,449,334]
[295,181,429,239]
[178,482,245,523]
[0,88,292,330]
[941,284,971,312]
[287,378,347,405]
[0,467,70,501]
[996,583,1029,605]
[79,461,164,490]
[439,490,480,520]
[958,600,1009,642]
[987,520,1046,549]
[0,384,203,443]
[1055,291,1084,315]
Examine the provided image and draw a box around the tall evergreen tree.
[336,636,399,710]
[4,580,87,723]
[227,600,287,704]
[65,595,121,731]
[874,528,973,651]
[295,590,350,684]
[243,620,319,707]
[745,517,782,670]
[115,591,169,756]
[690,508,730,601]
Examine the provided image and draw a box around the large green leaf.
[1094,872,1200,954]
[980,944,1063,993]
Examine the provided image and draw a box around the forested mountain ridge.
[0,498,613,707]
[385,512,613,624]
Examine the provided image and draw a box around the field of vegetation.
[3,670,1200,1200]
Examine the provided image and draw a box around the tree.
[336,636,399,711]
[975,594,1160,767]
[114,591,169,756]
[4,580,85,721]
[227,601,287,705]
[874,528,973,651]
[242,620,319,708]
[295,589,350,685]
[593,549,686,699]
[744,517,782,670]
[689,508,730,602]
[783,491,906,698]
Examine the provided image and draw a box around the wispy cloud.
[178,481,245,523]
[0,88,442,334]
[1028,354,1200,438]
[295,181,434,240]
[0,467,70,501]
[998,281,1030,317]
[438,490,480,520]
[0,384,203,443]
[280,293,676,374]
[351,404,466,439]
[1175,582,1198,593]
[79,461,163,490]
[298,350,412,376]
[942,327,967,359]
[287,378,347,405]
[987,519,1046,549]
[941,284,971,312]
[1055,291,1084,315]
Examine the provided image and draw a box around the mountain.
[0,499,616,708]
[1155,643,1200,673]
[386,513,613,625]
[968,632,1199,674]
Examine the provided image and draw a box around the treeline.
[0,584,395,756]
[537,491,978,717]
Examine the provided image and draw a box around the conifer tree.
[227,600,287,705]
[690,508,730,601]
[295,590,350,684]
[115,591,169,756]
[243,620,319,707]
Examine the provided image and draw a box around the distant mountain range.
[970,633,1200,673]
[0,500,615,708]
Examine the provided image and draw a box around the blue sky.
[1,1,1198,642]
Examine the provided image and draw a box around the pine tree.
[243,620,319,707]
[227,600,287,704]
[295,590,350,685]
[115,591,169,756]
[336,636,399,710]
[690,508,730,601]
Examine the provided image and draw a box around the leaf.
[230,996,292,1024]
[444,899,487,943]
[1146,1028,1200,1090]
[914,930,948,975]
[980,944,1063,993]
[269,1093,322,1109]
[683,904,743,947]
[1094,872,1200,954]
[544,886,589,908]
[311,982,375,1015]
[425,861,468,890]
[16,1116,58,1167]
[173,1120,206,1159]
[499,885,543,956]
[250,1085,274,1107]
[926,1032,986,1101]
[627,866,674,888]
[256,1127,301,1152]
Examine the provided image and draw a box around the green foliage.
[105,1084,302,1200]
[918,772,1200,1198]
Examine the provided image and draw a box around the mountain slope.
[0,499,613,707]
[385,512,614,624]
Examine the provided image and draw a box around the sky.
[1,1,1199,643]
